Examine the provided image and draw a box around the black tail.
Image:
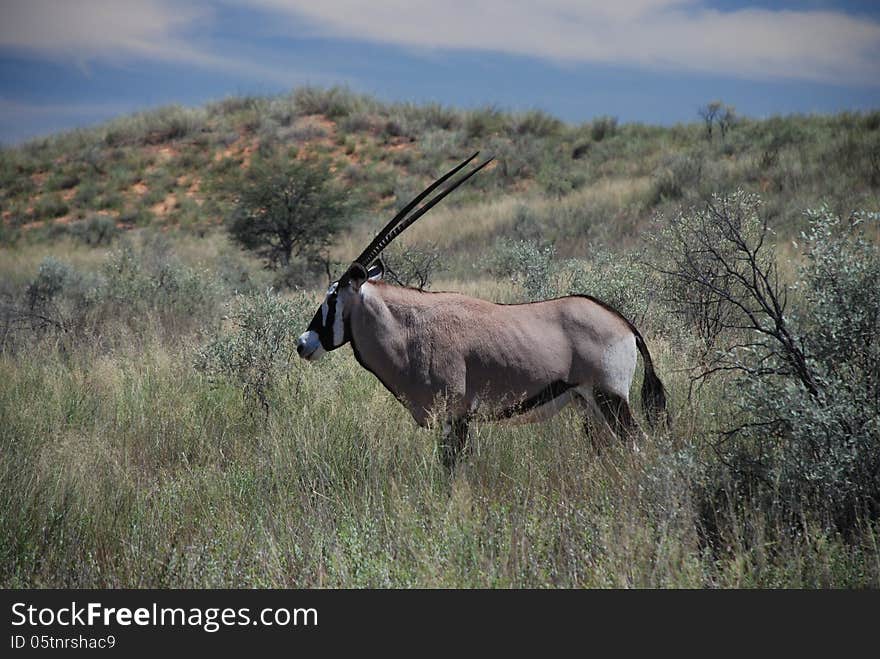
[633,331,667,429]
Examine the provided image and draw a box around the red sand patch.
[299,114,337,135]
[141,145,179,176]
[18,214,71,231]
[151,193,177,217]
[156,146,178,161]
[132,181,148,195]
[214,136,258,169]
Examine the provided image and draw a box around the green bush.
[226,157,356,274]
[33,195,70,220]
[194,289,310,416]
[292,86,371,119]
[25,257,77,310]
[69,215,119,247]
[749,207,880,528]
[651,152,704,204]
[488,237,654,328]
[382,243,442,290]
[102,240,219,320]
[73,181,100,208]
[510,110,563,138]
[489,239,561,302]
[12,257,101,341]
[536,156,586,197]
[104,105,205,147]
[566,250,654,327]
[653,193,880,532]
[45,172,80,191]
[590,116,618,142]
[464,106,506,139]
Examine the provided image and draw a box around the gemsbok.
[296,153,667,468]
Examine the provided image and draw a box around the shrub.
[488,238,653,327]
[382,243,442,290]
[1,257,101,344]
[723,209,880,530]
[484,135,546,185]
[68,215,117,246]
[194,289,310,417]
[25,257,76,311]
[226,157,356,274]
[536,157,586,198]
[104,105,204,147]
[590,116,618,142]
[571,141,591,160]
[292,86,369,119]
[464,106,506,140]
[511,110,563,138]
[566,250,654,328]
[103,240,219,320]
[33,195,70,220]
[96,192,124,212]
[73,181,100,207]
[651,192,880,531]
[489,239,561,302]
[393,102,461,134]
[207,95,263,118]
[339,111,381,135]
[46,172,80,191]
[650,152,704,205]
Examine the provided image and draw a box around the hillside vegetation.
[3,86,879,257]
[1,88,879,587]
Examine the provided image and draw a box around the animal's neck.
[348,283,410,393]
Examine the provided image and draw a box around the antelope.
[296,153,666,468]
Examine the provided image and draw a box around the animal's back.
[383,287,636,412]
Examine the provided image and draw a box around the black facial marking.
[306,293,333,350]
[305,286,351,352]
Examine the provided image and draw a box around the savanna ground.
[1,88,879,587]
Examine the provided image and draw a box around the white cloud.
[1,1,877,86]
[0,0,300,84]
[0,0,203,60]
[247,0,880,85]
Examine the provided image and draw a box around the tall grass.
[1,232,877,588]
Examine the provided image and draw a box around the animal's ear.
[345,263,369,290]
[367,259,384,282]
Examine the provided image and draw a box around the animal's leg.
[440,416,469,470]
[574,388,610,454]
[593,387,644,449]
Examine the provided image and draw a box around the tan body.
[349,281,646,433]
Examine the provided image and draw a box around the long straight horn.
[350,152,480,269]
[364,156,493,257]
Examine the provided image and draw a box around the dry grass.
[2,238,877,588]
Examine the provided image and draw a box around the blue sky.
[1,0,879,144]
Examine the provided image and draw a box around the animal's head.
[296,261,384,360]
[296,152,492,361]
